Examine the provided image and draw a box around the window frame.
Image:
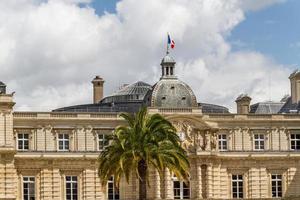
[271,174,282,198]
[172,175,190,199]
[107,176,120,200]
[58,133,70,151]
[17,133,29,151]
[65,175,78,200]
[98,133,109,151]
[23,176,35,200]
[218,134,227,151]
[290,133,300,150]
[253,133,265,151]
[232,174,243,199]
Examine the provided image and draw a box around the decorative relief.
[172,121,196,152]
[210,130,218,151]
[85,126,93,133]
[172,120,216,152]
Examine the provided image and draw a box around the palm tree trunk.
[138,159,147,200]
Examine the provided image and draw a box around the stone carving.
[172,121,196,152]
[198,130,207,151]
[210,132,217,150]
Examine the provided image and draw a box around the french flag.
[168,34,175,49]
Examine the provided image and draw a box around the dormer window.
[17,133,29,151]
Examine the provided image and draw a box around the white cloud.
[0,0,290,112]
[238,0,286,11]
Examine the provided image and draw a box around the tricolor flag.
[168,34,175,49]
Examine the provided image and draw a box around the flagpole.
[166,32,169,55]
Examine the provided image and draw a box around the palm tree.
[98,106,190,200]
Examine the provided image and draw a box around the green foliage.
[98,106,190,187]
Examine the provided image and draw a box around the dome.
[101,81,152,104]
[161,54,175,64]
[150,79,198,108]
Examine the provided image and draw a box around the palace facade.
[1,53,300,200]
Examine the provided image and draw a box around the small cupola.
[160,53,176,79]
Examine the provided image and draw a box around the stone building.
[1,53,300,200]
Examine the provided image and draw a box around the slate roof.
[250,101,285,114]
[53,101,146,113]
[199,103,229,113]
[279,96,300,113]
[101,81,152,104]
[54,80,230,113]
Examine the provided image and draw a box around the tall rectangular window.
[218,134,227,151]
[58,133,69,151]
[272,174,282,197]
[66,176,78,200]
[173,176,190,199]
[254,134,265,150]
[232,175,243,199]
[18,133,29,151]
[108,176,119,200]
[23,176,35,200]
[98,134,109,151]
[290,134,300,150]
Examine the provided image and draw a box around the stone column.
[196,160,203,199]
[206,164,213,199]
[0,154,17,200]
[164,168,173,200]
[154,170,161,199]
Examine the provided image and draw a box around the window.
[58,133,69,151]
[108,176,119,200]
[271,174,282,197]
[23,176,35,200]
[290,134,300,150]
[254,134,265,150]
[66,176,78,200]
[98,134,109,151]
[18,133,29,151]
[218,134,227,151]
[173,176,190,199]
[232,175,243,199]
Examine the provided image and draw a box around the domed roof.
[150,79,198,108]
[113,81,151,96]
[161,54,175,64]
[101,81,152,104]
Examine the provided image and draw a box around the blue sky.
[91,0,300,67]
[229,0,300,67]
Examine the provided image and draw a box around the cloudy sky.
[1,0,299,111]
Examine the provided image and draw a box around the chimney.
[235,94,251,114]
[92,76,104,104]
[0,82,6,94]
[289,70,300,104]
[0,82,15,147]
